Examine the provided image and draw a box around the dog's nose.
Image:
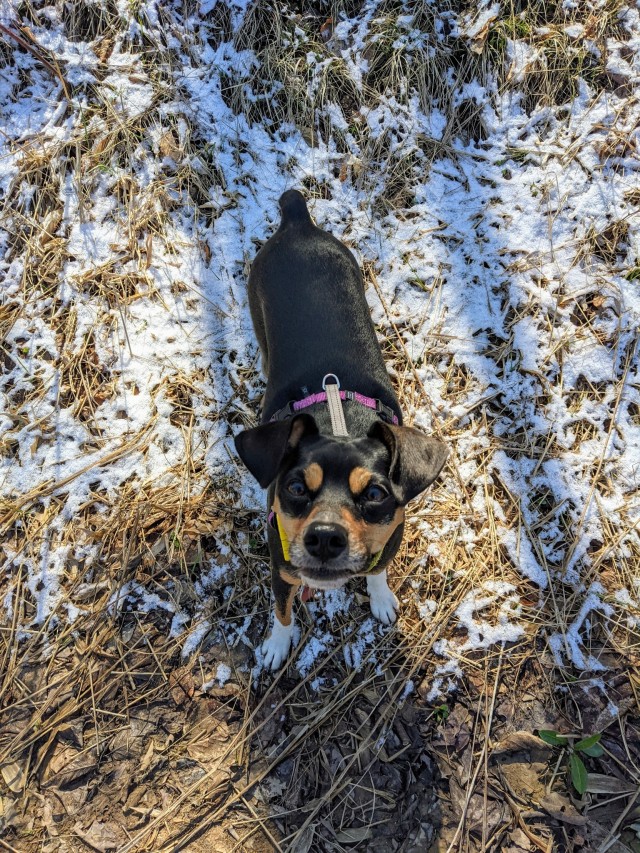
[304,522,348,562]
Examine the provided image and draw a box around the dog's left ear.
[234,414,318,488]
[368,421,449,504]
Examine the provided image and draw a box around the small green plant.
[434,703,449,723]
[538,730,604,796]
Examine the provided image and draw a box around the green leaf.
[570,753,588,795]
[335,828,373,843]
[538,729,568,746]
[574,733,601,752]
[581,743,604,757]
[434,704,449,722]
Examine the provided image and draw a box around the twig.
[0,22,70,99]
[597,781,640,853]
[445,648,503,853]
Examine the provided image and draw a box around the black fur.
[247,189,399,431]
[233,190,448,666]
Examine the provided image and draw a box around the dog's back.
[249,190,395,420]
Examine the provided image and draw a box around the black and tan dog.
[235,190,448,669]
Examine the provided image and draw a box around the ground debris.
[1,0,639,850]
[73,819,128,852]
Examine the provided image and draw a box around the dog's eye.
[287,479,307,497]
[363,484,387,503]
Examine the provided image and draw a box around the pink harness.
[292,389,399,423]
[270,383,399,426]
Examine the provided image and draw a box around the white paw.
[367,570,399,626]
[259,617,294,670]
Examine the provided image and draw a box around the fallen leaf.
[0,795,19,826]
[491,731,554,756]
[185,717,230,763]
[1,761,27,793]
[585,773,637,795]
[449,778,508,833]
[138,739,156,775]
[594,697,636,733]
[73,820,126,852]
[319,17,333,42]
[159,130,180,159]
[438,703,471,752]
[42,745,95,787]
[96,37,114,63]
[169,666,195,705]
[539,791,588,826]
[49,782,88,816]
[459,5,500,54]
[495,758,547,800]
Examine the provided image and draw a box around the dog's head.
[234,414,448,588]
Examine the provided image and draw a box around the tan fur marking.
[288,417,307,447]
[273,496,320,549]
[275,584,298,626]
[304,463,323,492]
[349,466,373,495]
[340,506,405,555]
[280,568,301,587]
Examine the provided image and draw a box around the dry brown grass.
[0,1,639,851]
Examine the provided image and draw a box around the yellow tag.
[368,550,383,571]
[275,512,291,562]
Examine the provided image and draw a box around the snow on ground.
[1,0,639,693]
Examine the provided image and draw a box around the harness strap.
[323,374,349,437]
[270,388,399,426]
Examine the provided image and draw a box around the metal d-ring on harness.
[269,375,399,428]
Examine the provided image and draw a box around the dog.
[234,190,448,669]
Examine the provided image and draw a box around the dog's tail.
[279,189,312,228]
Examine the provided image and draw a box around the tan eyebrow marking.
[304,463,323,492]
[340,506,405,555]
[349,467,373,494]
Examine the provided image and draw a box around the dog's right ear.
[234,414,318,488]
[368,421,448,504]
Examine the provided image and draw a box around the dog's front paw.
[259,618,294,670]
[367,570,399,626]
